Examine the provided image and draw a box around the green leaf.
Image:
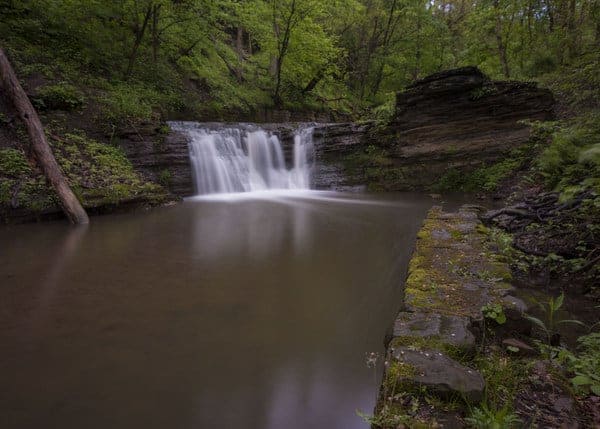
[571,375,591,386]
[525,315,548,332]
[556,319,587,327]
[506,345,520,353]
[555,293,564,310]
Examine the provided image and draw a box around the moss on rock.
[372,205,528,428]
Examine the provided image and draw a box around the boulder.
[390,347,485,402]
[392,311,476,350]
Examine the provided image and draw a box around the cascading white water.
[170,122,314,195]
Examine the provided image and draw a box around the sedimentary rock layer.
[314,67,555,190]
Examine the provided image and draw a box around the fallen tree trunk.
[0,47,89,224]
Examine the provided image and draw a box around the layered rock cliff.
[315,67,555,191]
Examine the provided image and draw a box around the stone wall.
[373,206,528,426]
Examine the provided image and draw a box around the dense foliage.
[1,0,599,119]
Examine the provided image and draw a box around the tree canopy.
[0,0,598,118]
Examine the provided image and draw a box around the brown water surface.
[1,191,433,429]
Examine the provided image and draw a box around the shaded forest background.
[1,0,599,121]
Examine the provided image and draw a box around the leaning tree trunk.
[0,48,89,224]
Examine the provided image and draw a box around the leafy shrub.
[0,148,30,177]
[552,332,600,396]
[158,169,172,187]
[368,93,395,123]
[100,84,156,125]
[469,83,499,101]
[0,179,14,204]
[465,404,521,429]
[482,303,506,324]
[34,82,84,110]
[99,83,185,126]
[527,55,557,77]
[537,114,600,193]
[525,293,585,344]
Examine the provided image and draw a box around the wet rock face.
[119,127,194,197]
[312,123,370,190]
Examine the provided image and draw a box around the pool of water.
[0,191,433,429]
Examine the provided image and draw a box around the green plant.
[525,293,586,344]
[537,114,600,194]
[465,403,521,429]
[482,303,506,324]
[469,83,498,101]
[433,137,539,193]
[0,148,30,177]
[158,169,172,187]
[100,83,162,125]
[474,353,528,411]
[368,93,395,124]
[549,332,600,396]
[34,82,84,110]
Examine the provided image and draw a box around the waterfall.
[170,122,314,195]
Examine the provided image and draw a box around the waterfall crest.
[170,122,314,195]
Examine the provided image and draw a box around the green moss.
[407,268,429,286]
[388,360,417,381]
[488,261,513,282]
[450,229,463,240]
[416,228,431,240]
[408,255,425,273]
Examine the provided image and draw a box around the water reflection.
[27,224,88,334]
[0,193,432,429]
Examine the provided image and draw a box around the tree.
[0,48,89,224]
